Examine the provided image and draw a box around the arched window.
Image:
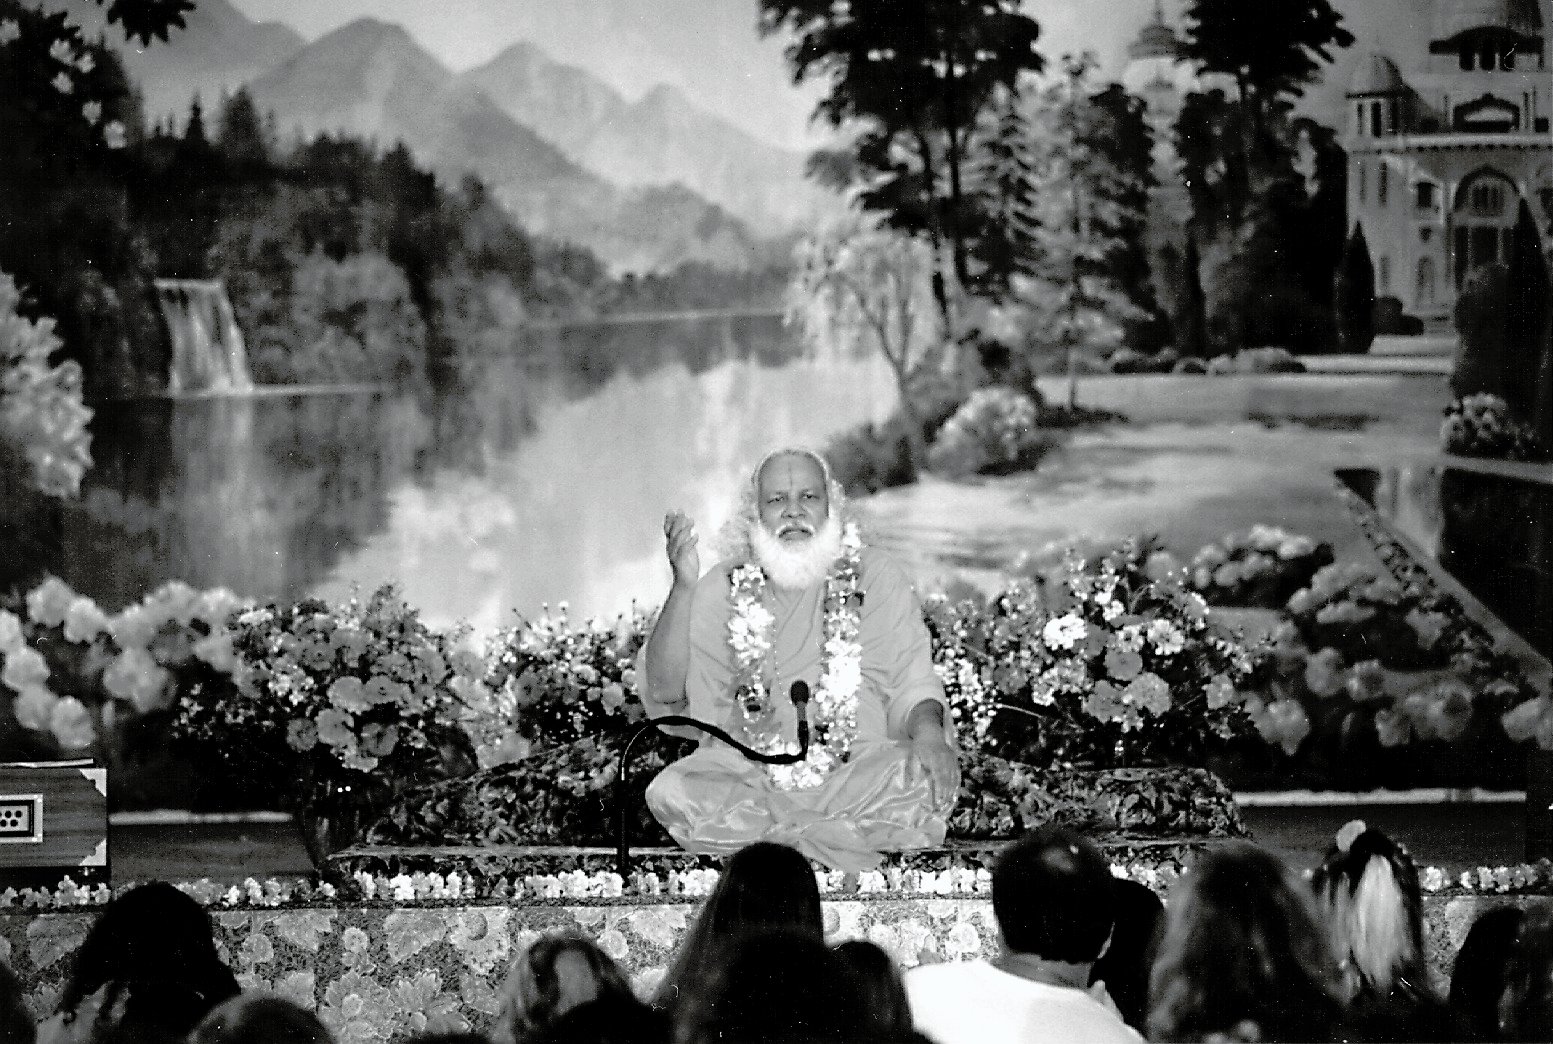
[1416,257,1436,307]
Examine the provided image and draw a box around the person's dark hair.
[497,932,635,1044]
[401,1035,491,1044]
[992,825,1115,963]
[59,882,238,1034]
[1089,877,1165,1031]
[1450,905,1525,1042]
[653,842,822,1010]
[1,956,34,1044]
[1500,902,1553,1042]
[189,993,334,1044]
[530,995,671,1044]
[831,940,912,1038]
[675,929,864,1044]
[1311,822,1429,1003]
[1148,842,1345,1043]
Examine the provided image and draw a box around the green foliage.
[0,272,93,499]
[1334,223,1377,354]
[1503,199,1551,423]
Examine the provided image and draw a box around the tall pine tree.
[1503,197,1551,424]
[966,83,1041,297]
[1176,234,1208,358]
[1333,223,1376,355]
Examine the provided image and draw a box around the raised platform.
[2,891,1533,1040]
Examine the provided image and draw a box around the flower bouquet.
[926,538,1254,767]
[170,586,485,866]
[1285,562,1461,671]
[0,577,245,767]
[1187,525,1334,608]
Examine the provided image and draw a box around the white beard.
[749,511,844,590]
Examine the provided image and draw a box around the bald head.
[756,451,830,542]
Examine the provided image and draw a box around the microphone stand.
[615,681,810,877]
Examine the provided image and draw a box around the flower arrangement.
[1,271,94,499]
[479,603,651,763]
[169,585,485,813]
[1441,393,1548,462]
[925,538,1254,766]
[927,386,1050,478]
[1186,525,1334,608]
[0,576,246,760]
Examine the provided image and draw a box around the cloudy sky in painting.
[226,0,1187,150]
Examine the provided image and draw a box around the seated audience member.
[833,940,914,1039]
[1499,902,1553,1042]
[2,956,35,1044]
[652,841,823,1011]
[1450,906,1526,1041]
[188,994,335,1044]
[1311,821,1463,1041]
[531,995,671,1044]
[35,882,239,1044]
[1088,877,1164,1032]
[1148,842,1345,1043]
[495,933,636,1044]
[675,930,866,1044]
[904,825,1139,1044]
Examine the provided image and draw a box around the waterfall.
[154,279,254,393]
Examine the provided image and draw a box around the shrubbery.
[927,387,1050,478]
[1441,393,1549,462]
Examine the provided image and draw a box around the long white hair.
[715,447,859,563]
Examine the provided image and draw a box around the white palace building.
[1344,0,1552,324]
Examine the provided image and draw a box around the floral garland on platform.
[727,522,864,791]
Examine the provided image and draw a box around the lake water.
[9,313,898,632]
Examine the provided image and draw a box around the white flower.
[1115,624,1146,654]
[75,53,94,74]
[1146,619,1185,656]
[0,612,23,655]
[0,20,21,45]
[389,874,416,903]
[2,647,50,691]
[49,696,95,749]
[102,648,172,712]
[48,38,73,63]
[51,71,73,94]
[62,596,108,643]
[103,120,126,149]
[12,685,58,731]
[27,577,76,627]
[1041,613,1087,651]
[81,100,102,125]
[1097,598,1122,622]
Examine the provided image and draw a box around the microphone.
[789,680,811,754]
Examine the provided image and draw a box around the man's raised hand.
[664,510,700,591]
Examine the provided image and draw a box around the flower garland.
[727,522,864,790]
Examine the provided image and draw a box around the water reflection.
[1338,465,1552,657]
[9,313,896,632]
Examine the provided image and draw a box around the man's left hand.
[910,732,961,807]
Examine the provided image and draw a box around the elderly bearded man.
[638,447,960,871]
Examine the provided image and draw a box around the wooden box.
[0,760,108,890]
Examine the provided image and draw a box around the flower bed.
[1184,525,1335,609]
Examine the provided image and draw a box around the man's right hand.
[664,510,700,590]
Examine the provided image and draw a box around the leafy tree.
[1503,198,1551,423]
[1333,223,1376,355]
[758,0,1044,331]
[787,215,943,469]
[1181,0,1353,156]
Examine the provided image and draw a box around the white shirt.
[905,960,1141,1044]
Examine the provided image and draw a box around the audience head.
[496,932,635,1044]
[992,825,1115,964]
[1148,842,1345,1043]
[831,940,912,1039]
[654,842,822,1009]
[1090,877,1166,1031]
[1,956,34,1044]
[1450,905,1526,1041]
[52,881,238,1039]
[676,929,864,1044]
[1500,902,1553,1042]
[188,993,334,1044]
[530,995,671,1044]
[1311,820,1428,1002]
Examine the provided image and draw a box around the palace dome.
[1349,52,1407,95]
[1434,0,1544,40]
[1127,1,1182,60]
